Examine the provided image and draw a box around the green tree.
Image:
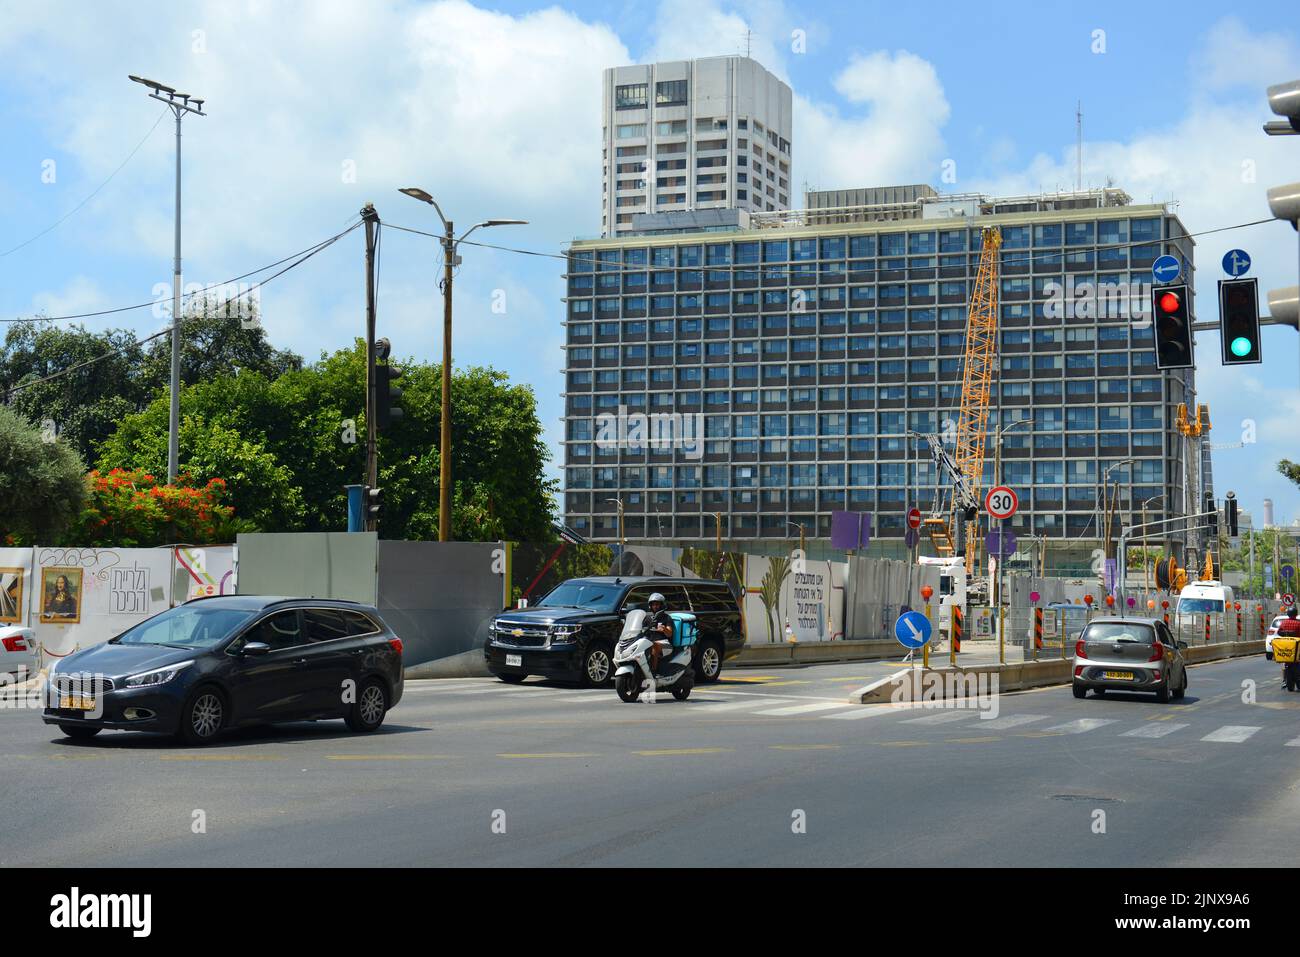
[0,321,149,464]
[0,406,87,544]
[1280,460,1300,490]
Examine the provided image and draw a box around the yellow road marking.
[1018,731,1064,738]
[327,754,458,761]
[946,736,1001,744]
[770,744,841,751]
[634,747,733,756]
[879,741,929,747]
[160,754,285,761]
[496,752,598,759]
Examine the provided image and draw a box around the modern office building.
[601,56,793,238]
[562,185,1198,569]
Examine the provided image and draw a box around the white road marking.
[973,714,1049,731]
[1286,736,1300,748]
[901,711,980,725]
[751,701,857,717]
[691,698,797,711]
[1042,718,1118,734]
[1200,725,1261,743]
[822,705,896,720]
[1119,722,1190,739]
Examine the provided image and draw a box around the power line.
[388,215,1277,278]
[2,221,362,324]
[0,108,170,259]
[2,222,361,397]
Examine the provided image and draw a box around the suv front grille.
[493,622,550,648]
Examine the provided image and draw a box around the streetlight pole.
[129,76,205,484]
[399,188,526,541]
[1142,495,1164,594]
[606,498,625,547]
[991,417,1030,653]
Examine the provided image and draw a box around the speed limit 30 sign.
[985,486,1019,520]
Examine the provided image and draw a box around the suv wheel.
[580,642,612,687]
[696,641,723,683]
[178,687,225,746]
[346,679,388,732]
[497,673,527,684]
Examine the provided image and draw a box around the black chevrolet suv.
[485,577,743,687]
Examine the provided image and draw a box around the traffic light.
[1151,284,1193,369]
[1219,278,1261,364]
[374,337,404,430]
[364,485,382,520]
[1225,492,1239,538]
[1204,492,1218,537]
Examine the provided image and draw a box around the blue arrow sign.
[1222,249,1251,277]
[894,610,933,649]
[1282,564,1295,581]
[1152,255,1181,284]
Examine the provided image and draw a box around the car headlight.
[550,625,582,643]
[123,660,194,688]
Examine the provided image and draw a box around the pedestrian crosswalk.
[398,681,1300,747]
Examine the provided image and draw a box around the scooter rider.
[1278,607,1300,687]
[645,592,674,675]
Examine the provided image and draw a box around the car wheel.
[177,687,226,746]
[58,723,101,740]
[497,673,527,684]
[1173,670,1187,700]
[695,641,723,683]
[615,672,641,702]
[346,679,388,732]
[1266,651,1274,661]
[1072,683,1087,699]
[1155,678,1171,703]
[580,642,613,687]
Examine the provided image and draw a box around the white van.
[1174,580,1235,619]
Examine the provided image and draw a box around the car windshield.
[535,582,621,613]
[1178,598,1224,615]
[1083,623,1155,643]
[112,603,257,649]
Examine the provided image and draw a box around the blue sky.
[1,0,1298,525]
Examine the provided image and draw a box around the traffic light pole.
[362,204,380,532]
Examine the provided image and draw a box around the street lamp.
[786,521,806,554]
[1142,494,1165,593]
[399,187,527,541]
[605,498,625,547]
[129,75,206,484]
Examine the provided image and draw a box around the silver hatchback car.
[1071,617,1188,703]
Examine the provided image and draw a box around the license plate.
[505,654,522,667]
[58,695,96,711]
[1102,671,1134,681]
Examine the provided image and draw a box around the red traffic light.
[1159,291,1181,313]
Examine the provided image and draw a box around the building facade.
[601,56,793,238]
[563,187,1197,570]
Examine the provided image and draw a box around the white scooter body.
[612,610,695,701]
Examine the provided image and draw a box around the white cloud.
[795,50,950,192]
[31,276,108,318]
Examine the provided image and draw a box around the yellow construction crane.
[926,226,1001,572]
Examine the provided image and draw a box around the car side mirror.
[241,641,271,657]
[1176,640,1188,650]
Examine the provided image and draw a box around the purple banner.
[830,511,872,550]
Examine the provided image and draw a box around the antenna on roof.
[1076,101,1083,191]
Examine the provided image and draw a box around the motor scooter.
[612,609,697,702]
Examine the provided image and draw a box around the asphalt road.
[3,656,1299,867]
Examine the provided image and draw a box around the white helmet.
[648,592,666,607]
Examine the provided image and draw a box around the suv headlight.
[550,625,582,643]
[123,660,194,688]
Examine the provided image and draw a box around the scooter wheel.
[615,673,641,703]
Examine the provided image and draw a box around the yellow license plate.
[58,695,96,711]
[1102,671,1134,681]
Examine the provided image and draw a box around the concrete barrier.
[849,641,1266,704]
[733,638,900,668]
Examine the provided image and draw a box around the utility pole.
[129,75,206,484]
[362,204,380,531]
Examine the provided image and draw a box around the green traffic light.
[1230,336,1252,357]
